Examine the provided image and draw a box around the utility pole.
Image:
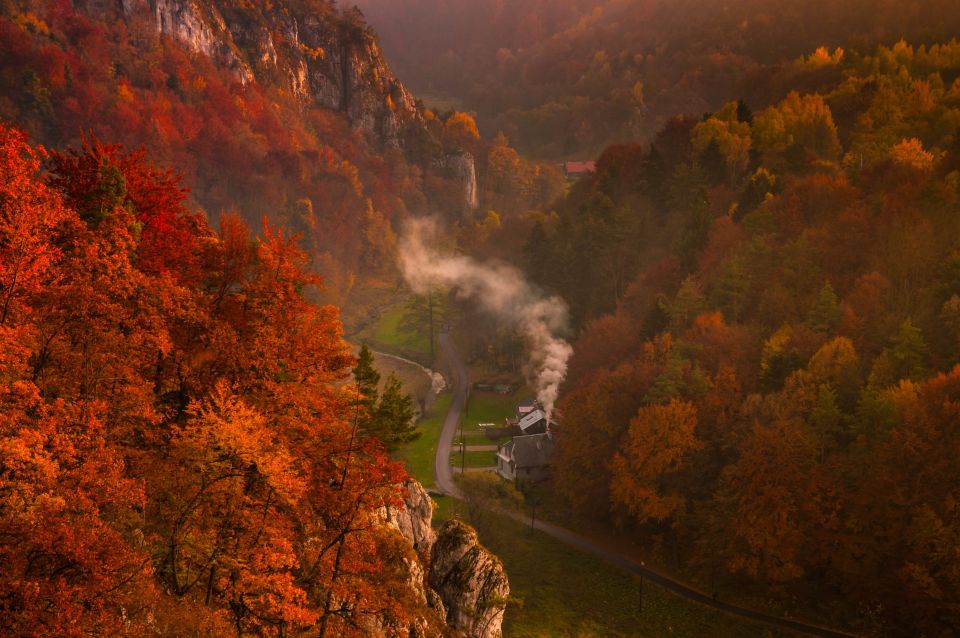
[639,561,645,614]
[428,287,435,365]
[459,419,465,474]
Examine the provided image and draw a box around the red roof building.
[561,160,597,180]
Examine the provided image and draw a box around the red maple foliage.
[0,123,416,636]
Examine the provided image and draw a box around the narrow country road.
[432,327,858,638]
[434,328,466,499]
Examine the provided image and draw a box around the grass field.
[352,301,433,361]
[398,392,451,485]
[448,449,497,468]
[432,500,784,638]
[464,387,529,427]
[460,429,507,446]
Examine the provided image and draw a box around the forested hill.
[0,0,419,294]
[499,38,960,635]
[354,0,960,159]
[0,0,562,305]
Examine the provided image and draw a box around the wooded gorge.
[3,0,960,636]
[0,0,559,310]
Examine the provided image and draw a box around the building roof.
[518,408,546,432]
[500,433,554,469]
[563,161,596,175]
[515,398,538,419]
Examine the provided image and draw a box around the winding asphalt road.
[432,328,858,638]
[434,329,466,499]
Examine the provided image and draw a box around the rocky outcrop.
[109,0,420,146]
[434,152,480,215]
[380,480,437,556]
[365,484,444,638]
[429,520,510,638]
[448,152,479,214]
[375,484,509,638]
[153,0,254,83]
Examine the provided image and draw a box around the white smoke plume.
[399,218,573,416]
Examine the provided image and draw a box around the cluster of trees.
[507,39,960,634]
[352,344,419,449]
[355,0,960,159]
[0,123,438,636]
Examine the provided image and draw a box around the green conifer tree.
[806,281,841,333]
[891,318,929,381]
[353,343,380,433]
[372,373,419,450]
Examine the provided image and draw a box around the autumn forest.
[2,0,960,637]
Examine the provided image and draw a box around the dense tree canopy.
[356,0,960,158]
[508,38,960,635]
[0,124,436,636]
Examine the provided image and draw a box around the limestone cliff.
[378,482,510,638]
[447,152,479,215]
[429,520,510,638]
[381,480,437,556]
[84,0,420,146]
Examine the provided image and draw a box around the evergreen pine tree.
[806,281,841,333]
[372,373,419,450]
[353,343,380,433]
[891,318,929,381]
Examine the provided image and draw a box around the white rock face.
[449,152,479,214]
[378,485,510,638]
[118,1,421,145]
[429,520,510,638]
[380,480,437,556]
[151,0,254,83]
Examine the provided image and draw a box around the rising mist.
[399,218,573,416]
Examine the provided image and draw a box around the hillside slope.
[0,0,471,302]
[355,0,960,158]
[494,37,960,636]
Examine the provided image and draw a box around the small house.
[496,432,555,483]
[561,160,596,180]
[504,399,548,436]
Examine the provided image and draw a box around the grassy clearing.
[398,392,451,486]
[432,500,783,638]
[461,429,508,446]
[352,301,432,361]
[464,387,529,427]
[448,449,497,468]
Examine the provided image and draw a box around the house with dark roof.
[496,432,555,483]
